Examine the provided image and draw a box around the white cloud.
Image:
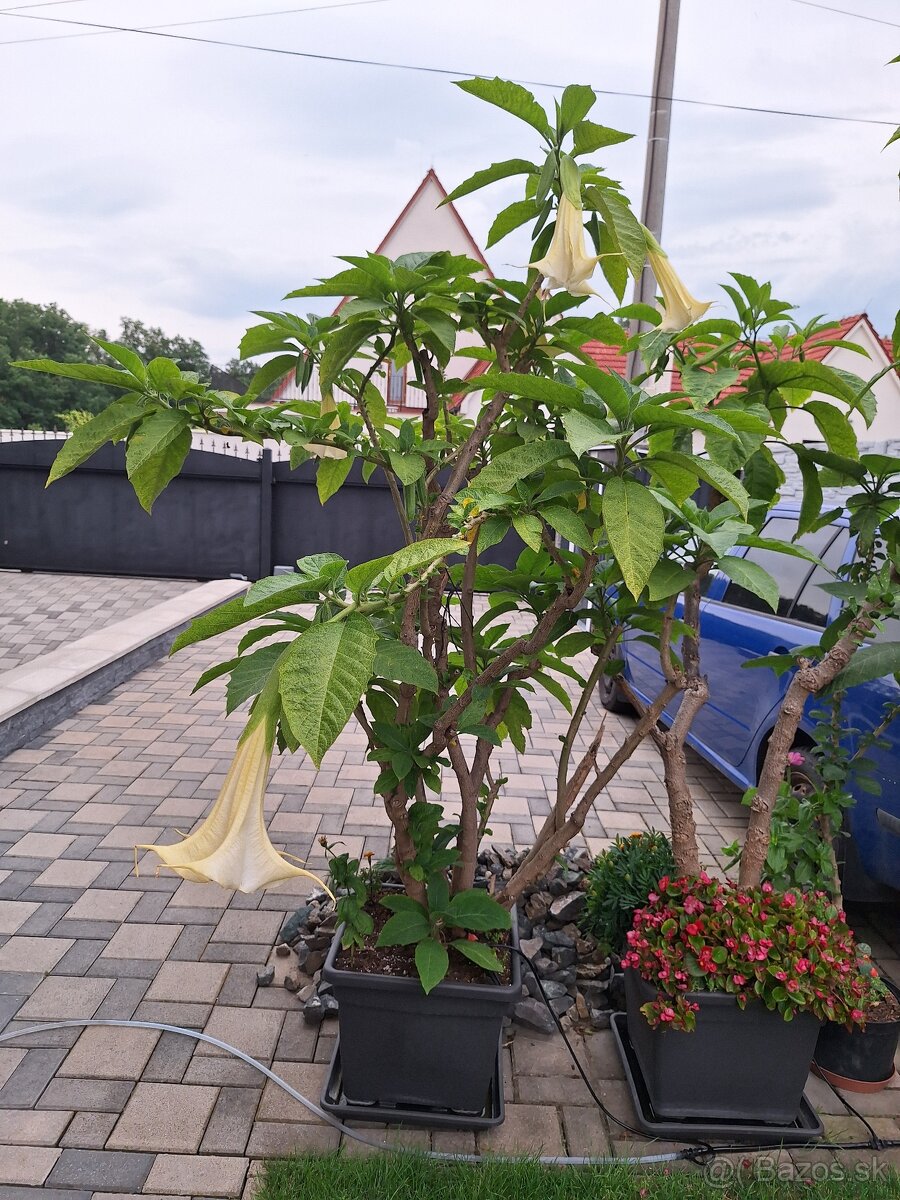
[0,0,896,365]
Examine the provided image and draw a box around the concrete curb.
[0,578,247,758]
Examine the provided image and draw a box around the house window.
[387,362,407,406]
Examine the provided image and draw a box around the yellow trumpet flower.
[530,195,599,296]
[137,713,332,896]
[647,243,711,333]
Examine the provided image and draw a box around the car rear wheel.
[598,673,634,715]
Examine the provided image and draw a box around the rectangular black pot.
[322,911,520,1112]
[625,968,821,1123]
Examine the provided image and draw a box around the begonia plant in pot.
[15,75,891,1120]
[622,876,875,1122]
[813,944,900,1093]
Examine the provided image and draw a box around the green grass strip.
[257,1151,899,1200]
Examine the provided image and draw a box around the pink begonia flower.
[787,751,806,767]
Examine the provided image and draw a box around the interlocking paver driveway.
[0,624,897,1194]
[0,571,196,673]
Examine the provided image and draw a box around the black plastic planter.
[322,915,520,1113]
[624,968,821,1123]
[814,978,900,1092]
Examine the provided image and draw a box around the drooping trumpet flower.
[530,195,599,295]
[646,239,711,332]
[137,705,332,895]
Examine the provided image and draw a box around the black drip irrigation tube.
[0,943,897,1169]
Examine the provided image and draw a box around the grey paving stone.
[54,940,105,977]
[199,1088,260,1155]
[0,1189,90,1200]
[46,1149,155,1193]
[140,1031,195,1085]
[60,1111,119,1149]
[37,1078,135,1114]
[0,1048,67,1107]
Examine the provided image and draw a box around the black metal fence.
[0,436,522,580]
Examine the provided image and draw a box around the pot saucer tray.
[320,1036,505,1130]
[611,1013,824,1144]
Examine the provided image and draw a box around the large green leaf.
[804,401,858,459]
[244,574,316,608]
[559,84,595,133]
[602,477,665,599]
[124,409,192,512]
[650,451,750,518]
[632,403,740,443]
[572,121,633,154]
[751,360,859,406]
[345,553,394,595]
[454,77,551,137]
[466,371,579,408]
[452,938,505,973]
[586,189,646,280]
[319,319,381,392]
[486,199,540,248]
[443,158,537,203]
[472,442,571,493]
[225,643,288,715]
[46,397,144,485]
[92,338,147,382]
[388,451,426,485]
[316,456,353,504]
[512,513,543,552]
[562,409,618,457]
[373,639,438,692]
[383,538,468,582]
[540,504,592,551]
[171,587,315,654]
[833,642,900,689]
[718,555,779,613]
[647,560,694,601]
[279,613,378,767]
[12,357,141,390]
[376,908,431,946]
[446,889,511,932]
[415,937,450,994]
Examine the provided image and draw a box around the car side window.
[719,517,837,618]
[790,528,851,627]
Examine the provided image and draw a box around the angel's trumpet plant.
[138,697,332,896]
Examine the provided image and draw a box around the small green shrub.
[582,830,675,955]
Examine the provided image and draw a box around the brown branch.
[498,679,680,904]
[460,538,478,674]
[428,562,596,751]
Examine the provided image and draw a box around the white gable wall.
[780,319,900,444]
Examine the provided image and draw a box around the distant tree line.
[0,298,258,429]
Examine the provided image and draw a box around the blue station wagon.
[601,506,900,897]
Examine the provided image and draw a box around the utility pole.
[628,0,681,376]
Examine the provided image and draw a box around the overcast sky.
[1,0,897,366]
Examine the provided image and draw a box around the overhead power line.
[1,7,897,129]
[785,0,900,30]
[1,0,390,44]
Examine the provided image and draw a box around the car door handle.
[767,646,789,656]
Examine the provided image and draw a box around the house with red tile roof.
[270,169,491,418]
[272,172,899,440]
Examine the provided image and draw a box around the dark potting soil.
[333,891,512,986]
[864,991,900,1024]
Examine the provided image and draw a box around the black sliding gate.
[0,437,521,581]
